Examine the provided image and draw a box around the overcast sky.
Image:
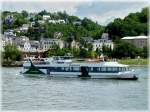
[1,0,149,25]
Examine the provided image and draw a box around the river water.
[2,66,148,111]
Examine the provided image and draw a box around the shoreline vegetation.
[2,58,148,67]
[118,58,148,65]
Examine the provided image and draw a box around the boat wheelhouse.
[21,56,138,80]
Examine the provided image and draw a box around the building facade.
[40,38,65,51]
[92,33,114,51]
[121,36,148,48]
[1,34,15,51]
[48,19,66,24]
[43,15,50,20]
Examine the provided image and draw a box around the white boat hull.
[21,60,138,80]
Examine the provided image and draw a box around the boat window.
[101,67,106,71]
[73,67,80,71]
[126,67,129,71]
[112,67,118,71]
[70,67,73,71]
[61,67,65,70]
[119,67,123,72]
[65,67,70,71]
[122,67,126,71]
[96,67,101,71]
[90,67,93,71]
[107,67,112,71]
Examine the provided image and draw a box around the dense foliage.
[3,44,22,64]
[2,11,104,41]
[105,8,148,40]
[111,40,148,59]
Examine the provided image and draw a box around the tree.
[79,48,89,58]
[38,10,48,16]
[112,41,139,59]
[68,16,80,23]
[65,36,73,49]
[21,10,28,18]
[3,44,22,64]
[142,46,148,58]
[102,45,112,57]
[105,7,148,40]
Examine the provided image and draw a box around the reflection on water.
[2,66,148,111]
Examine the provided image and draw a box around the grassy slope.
[118,58,148,65]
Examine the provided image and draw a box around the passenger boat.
[21,56,138,80]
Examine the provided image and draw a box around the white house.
[73,20,82,25]
[22,40,40,52]
[71,40,80,49]
[4,15,14,24]
[54,32,63,38]
[14,37,40,52]
[38,20,45,24]
[27,13,36,20]
[13,36,29,45]
[40,38,65,51]
[92,33,114,51]
[4,30,16,36]
[48,19,66,24]
[43,15,50,20]
[30,40,40,52]
[48,20,56,24]
[23,41,31,52]
[57,19,65,24]
[19,24,30,31]
[1,34,17,52]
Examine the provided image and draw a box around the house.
[121,36,148,48]
[92,33,114,51]
[40,38,65,51]
[30,22,35,27]
[101,33,109,40]
[71,40,80,49]
[13,36,29,45]
[22,40,40,52]
[4,30,16,36]
[27,13,36,20]
[1,34,15,51]
[43,15,50,20]
[48,19,66,24]
[81,37,93,43]
[54,32,63,38]
[48,20,56,24]
[13,36,40,52]
[73,20,82,25]
[29,40,40,52]
[38,20,45,24]
[4,15,14,25]
[19,24,30,31]
[56,19,65,24]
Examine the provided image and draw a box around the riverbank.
[2,61,23,67]
[2,58,148,67]
[118,58,148,65]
